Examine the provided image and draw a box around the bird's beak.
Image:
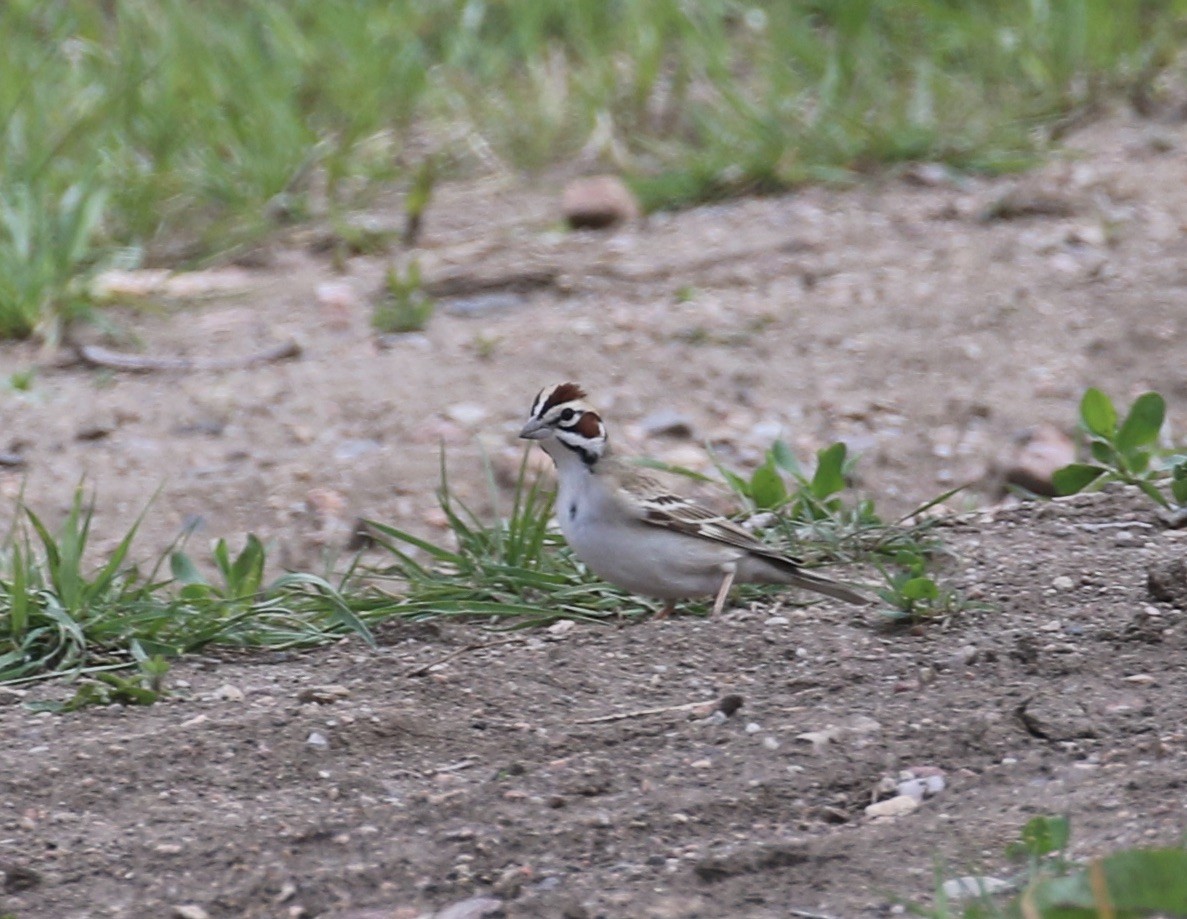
[518,418,550,440]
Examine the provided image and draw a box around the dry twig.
[404,637,527,678]
[76,339,301,373]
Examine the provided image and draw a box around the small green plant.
[1,491,376,689]
[403,155,437,247]
[876,547,965,624]
[5,368,35,392]
[1053,388,1187,508]
[373,260,434,333]
[920,815,1187,919]
[361,450,645,623]
[31,654,167,714]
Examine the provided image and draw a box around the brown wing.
[612,460,802,561]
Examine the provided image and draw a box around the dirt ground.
[3,112,1187,917]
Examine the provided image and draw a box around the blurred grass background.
[1,0,1185,339]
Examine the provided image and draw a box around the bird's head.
[519,382,607,467]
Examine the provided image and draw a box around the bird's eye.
[559,408,576,423]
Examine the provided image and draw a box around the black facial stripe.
[555,429,601,468]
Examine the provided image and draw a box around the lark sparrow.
[519,383,869,617]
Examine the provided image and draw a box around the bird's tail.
[760,555,870,605]
[787,568,871,605]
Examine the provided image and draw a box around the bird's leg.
[653,600,677,620]
[711,564,737,617]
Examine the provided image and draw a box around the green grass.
[0,488,376,688]
[0,443,961,698]
[2,0,1185,337]
[917,815,1187,918]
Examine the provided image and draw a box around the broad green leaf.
[1079,388,1116,437]
[1116,391,1165,457]
[1136,479,1169,508]
[750,461,787,510]
[229,534,265,596]
[811,443,847,499]
[1089,440,1116,465]
[1172,461,1187,505]
[770,440,802,476]
[900,577,939,601]
[1026,847,1187,915]
[170,551,208,586]
[1051,463,1106,496]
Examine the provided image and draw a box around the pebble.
[941,876,1012,899]
[434,896,505,919]
[212,684,245,703]
[306,731,330,749]
[1004,424,1076,497]
[334,438,381,461]
[865,794,919,818]
[745,722,762,734]
[172,906,210,919]
[1052,575,1075,591]
[298,685,351,704]
[562,175,639,229]
[640,409,695,439]
[445,403,489,427]
[444,292,527,317]
[897,773,946,800]
[763,615,789,626]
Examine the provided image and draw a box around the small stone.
[941,876,1012,899]
[763,615,789,627]
[306,731,330,749]
[155,843,184,855]
[897,773,945,800]
[1147,558,1187,606]
[690,758,712,769]
[1004,424,1076,497]
[445,403,488,427]
[172,906,211,919]
[212,684,245,703]
[444,292,527,317]
[546,618,576,638]
[298,685,351,704]
[434,896,505,919]
[334,438,381,461]
[1040,619,1062,632]
[76,422,113,441]
[745,722,762,734]
[865,795,919,818]
[562,175,640,230]
[761,736,780,751]
[1123,674,1157,685]
[316,281,360,329]
[1052,575,1075,591]
[716,694,744,717]
[640,409,695,439]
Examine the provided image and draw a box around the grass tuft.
[3,1,1186,337]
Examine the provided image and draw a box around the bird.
[518,382,870,617]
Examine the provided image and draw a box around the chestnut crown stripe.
[540,382,587,414]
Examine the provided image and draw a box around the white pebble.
[865,795,919,818]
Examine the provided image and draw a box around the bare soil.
[3,113,1187,918]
